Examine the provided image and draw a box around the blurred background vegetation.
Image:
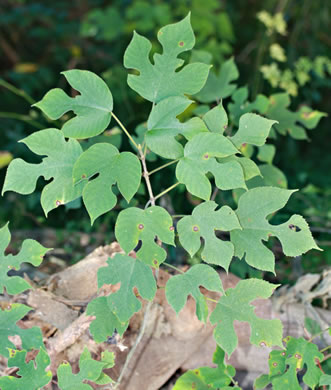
[0,0,330,282]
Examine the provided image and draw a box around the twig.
[163,261,184,274]
[0,112,44,129]
[0,78,34,104]
[138,145,155,206]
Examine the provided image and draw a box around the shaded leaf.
[202,103,228,133]
[34,70,113,139]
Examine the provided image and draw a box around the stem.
[138,145,155,206]
[0,112,44,129]
[308,328,331,343]
[172,214,187,219]
[163,261,184,274]
[320,345,331,354]
[149,159,179,175]
[154,182,180,201]
[204,296,219,304]
[114,300,153,389]
[0,78,35,105]
[111,112,139,150]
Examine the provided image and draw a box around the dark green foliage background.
[0,0,330,277]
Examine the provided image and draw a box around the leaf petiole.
[149,159,179,175]
[112,112,139,150]
[154,182,180,201]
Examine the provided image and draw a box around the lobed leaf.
[166,264,224,322]
[2,128,84,216]
[97,254,157,322]
[177,201,241,271]
[124,14,210,103]
[210,279,283,357]
[115,206,175,267]
[0,223,50,295]
[73,143,141,223]
[34,70,114,139]
[230,187,320,273]
[0,348,52,389]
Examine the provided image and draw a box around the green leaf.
[124,14,210,103]
[230,187,320,272]
[73,143,141,223]
[304,317,322,337]
[254,374,271,389]
[320,374,331,388]
[115,206,175,267]
[166,264,224,322]
[94,350,115,385]
[86,296,129,342]
[175,132,243,200]
[97,254,157,322]
[0,223,50,295]
[257,144,276,164]
[230,113,277,148]
[177,201,241,270]
[34,70,113,139]
[210,279,283,357]
[202,103,228,133]
[195,57,239,103]
[173,346,236,389]
[2,128,84,216]
[57,347,111,390]
[0,304,44,357]
[0,348,52,389]
[145,96,208,159]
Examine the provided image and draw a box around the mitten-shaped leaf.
[202,103,228,133]
[124,14,210,102]
[173,347,236,389]
[177,202,241,271]
[2,128,84,216]
[0,223,50,295]
[115,206,175,267]
[166,264,224,322]
[34,70,113,139]
[230,113,277,148]
[0,348,52,389]
[97,254,157,322]
[0,304,44,357]
[86,296,129,343]
[195,57,239,103]
[210,279,283,357]
[57,347,114,390]
[145,96,208,159]
[176,133,244,200]
[230,187,320,273]
[73,143,141,223]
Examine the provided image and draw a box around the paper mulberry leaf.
[98,254,157,322]
[202,103,228,133]
[2,128,84,216]
[0,223,50,295]
[34,70,113,139]
[73,143,141,223]
[57,347,113,390]
[86,296,129,342]
[173,347,236,389]
[115,206,175,267]
[195,57,239,103]
[257,144,276,164]
[145,96,208,159]
[124,14,210,103]
[177,201,241,271]
[175,133,244,200]
[166,264,224,322]
[210,279,283,357]
[0,303,44,357]
[230,187,320,273]
[0,348,52,390]
[230,113,277,148]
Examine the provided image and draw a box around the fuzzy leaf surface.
[0,223,50,295]
[124,14,210,102]
[34,70,113,139]
[98,254,157,322]
[166,264,224,322]
[176,132,243,200]
[145,96,208,159]
[195,57,239,103]
[0,304,44,357]
[0,348,52,389]
[230,187,320,273]
[73,143,141,223]
[210,279,283,357]
[173,347,236,389]
[2,129,84,216]
[177,201,241,270]
[115,206,174,267]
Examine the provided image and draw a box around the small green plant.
[0,14,329,389]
